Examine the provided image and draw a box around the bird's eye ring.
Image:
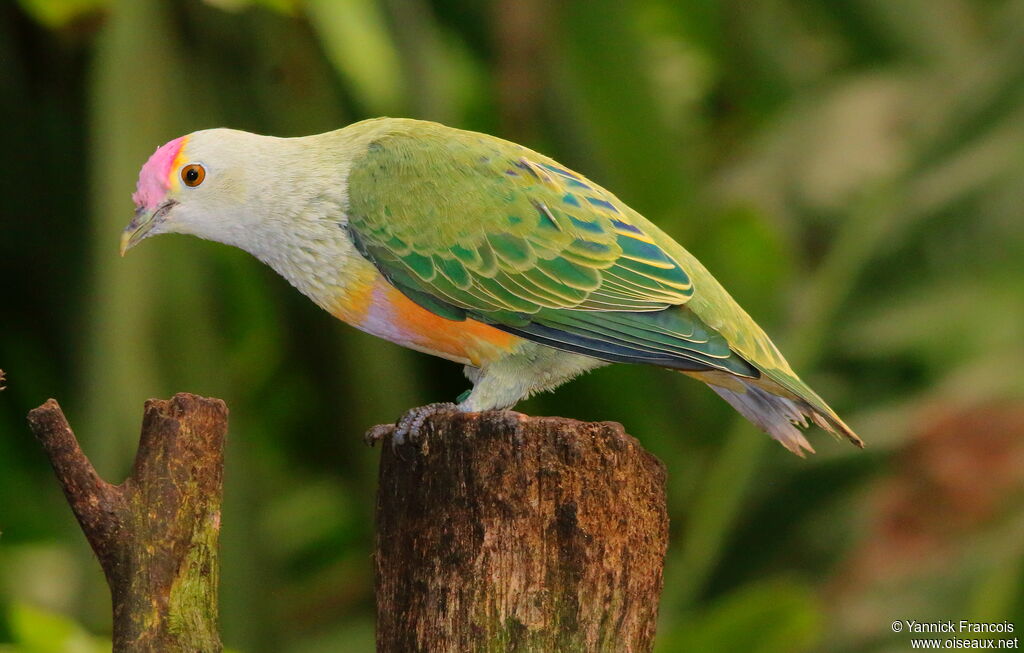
[181,164,205,187]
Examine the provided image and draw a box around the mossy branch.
[28,393,227,653]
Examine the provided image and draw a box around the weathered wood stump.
[373,410,669,653]
[27,393,227,653]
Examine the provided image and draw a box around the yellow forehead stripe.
[166,135,191,192]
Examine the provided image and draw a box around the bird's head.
[120,129,264,256]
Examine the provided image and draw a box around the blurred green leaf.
[4,603,108,653]
[305,0,405,114]
[16,0,106,28]
[693,204,794,321]
[658,579,822,653]
[204,0,297,13]
[555,0,693,226]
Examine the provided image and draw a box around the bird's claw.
[364,402,459,453]
[363,424,393,447]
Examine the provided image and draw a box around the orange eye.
[181,164,205,187]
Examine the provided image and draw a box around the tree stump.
[373,410,669,653]
[27,393,227,653]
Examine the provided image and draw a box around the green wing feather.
[345,119,793,380]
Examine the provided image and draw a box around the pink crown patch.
[133,136,186,210]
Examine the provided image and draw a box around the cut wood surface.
[27,393,227,653]
[373,410,669,653]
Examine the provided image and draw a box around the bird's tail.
[687,370,863,457]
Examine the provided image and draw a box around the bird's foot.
[364,402,459,452]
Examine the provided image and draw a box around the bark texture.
[373,410,669,653]
[27,393,227,653]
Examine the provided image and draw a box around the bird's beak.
[120,201,176,256]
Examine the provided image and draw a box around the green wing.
[345,121,758,376]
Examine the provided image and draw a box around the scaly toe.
[388,402,458,453]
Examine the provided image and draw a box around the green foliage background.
[2,0,1024,651]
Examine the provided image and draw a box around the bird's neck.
[197,123,397,322]
[235,197,375,318]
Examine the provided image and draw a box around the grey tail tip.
[710,381,863,457]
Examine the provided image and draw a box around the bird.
[121,117,862,455]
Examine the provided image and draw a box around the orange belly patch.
[327,264,378,326]
[339,278,520,366]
